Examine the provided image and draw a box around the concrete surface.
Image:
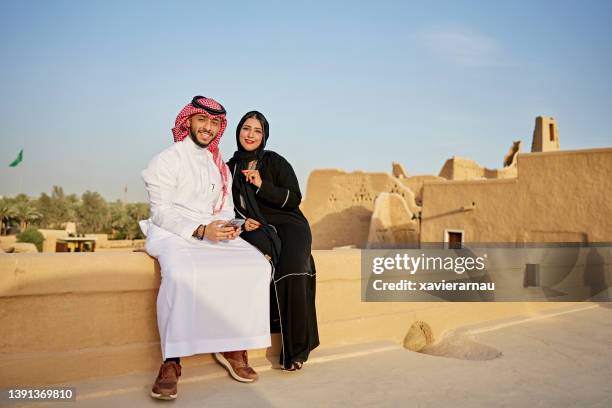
[5,303,610,408]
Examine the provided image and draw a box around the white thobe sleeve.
[211,170,236,222]
[142,151,201,241]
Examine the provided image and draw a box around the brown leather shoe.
[214,350,258,383]
[151,361,181,400]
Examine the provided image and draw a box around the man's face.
[189,113,221,146]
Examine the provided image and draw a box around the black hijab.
[229,111,281,264]
[231,110,269,163]
[230,111,269,220]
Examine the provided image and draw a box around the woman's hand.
[244,218,261,232]
[242,169,262,188]
[202,220,240,241]
[226,225,241,240]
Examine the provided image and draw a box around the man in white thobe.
[140,95,271,400]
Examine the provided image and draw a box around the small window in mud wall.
[549,123,555,141]
[444,229,464,249]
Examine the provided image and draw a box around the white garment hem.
[163,334,271,359]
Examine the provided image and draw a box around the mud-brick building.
[301,116,612,248]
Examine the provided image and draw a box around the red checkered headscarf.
[171,96,229,214]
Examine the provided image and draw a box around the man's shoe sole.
[150,391,177,400]
[213,352,256,383]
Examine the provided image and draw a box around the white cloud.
[418,26,505,67]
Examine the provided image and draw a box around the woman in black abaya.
[227,111,319,371]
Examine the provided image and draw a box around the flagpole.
[9,149,24,195]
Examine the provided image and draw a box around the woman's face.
[239,117,264,151]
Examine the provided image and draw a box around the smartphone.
[223,218,246,229]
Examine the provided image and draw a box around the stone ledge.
[0,250,362,297]
[0,250,568,386]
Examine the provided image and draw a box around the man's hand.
[244,218,261,232]
[193,221,240,241]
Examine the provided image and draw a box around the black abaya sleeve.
[256,153,302,210]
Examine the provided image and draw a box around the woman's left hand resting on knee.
[244,218,261,231]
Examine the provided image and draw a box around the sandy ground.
[4,304,611,408]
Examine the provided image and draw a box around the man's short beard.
[190,129,213,148]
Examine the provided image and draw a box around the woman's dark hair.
[235,111,269,151]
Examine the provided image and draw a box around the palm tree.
[0,199,17,235]
[13,200,42,231]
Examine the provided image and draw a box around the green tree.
[77,191,110,233]
[36,192,52,227]
[36,186,77,229]
[13,195,41,231]
[7,186,149,239]
[44,186,79,229]
[108,201,131,239]
[16,227,44,252]
[0,198,17,235]
[126,203,149,239]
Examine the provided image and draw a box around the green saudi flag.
[9,149,23,167]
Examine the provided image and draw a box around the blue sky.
[1,0,611,202]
